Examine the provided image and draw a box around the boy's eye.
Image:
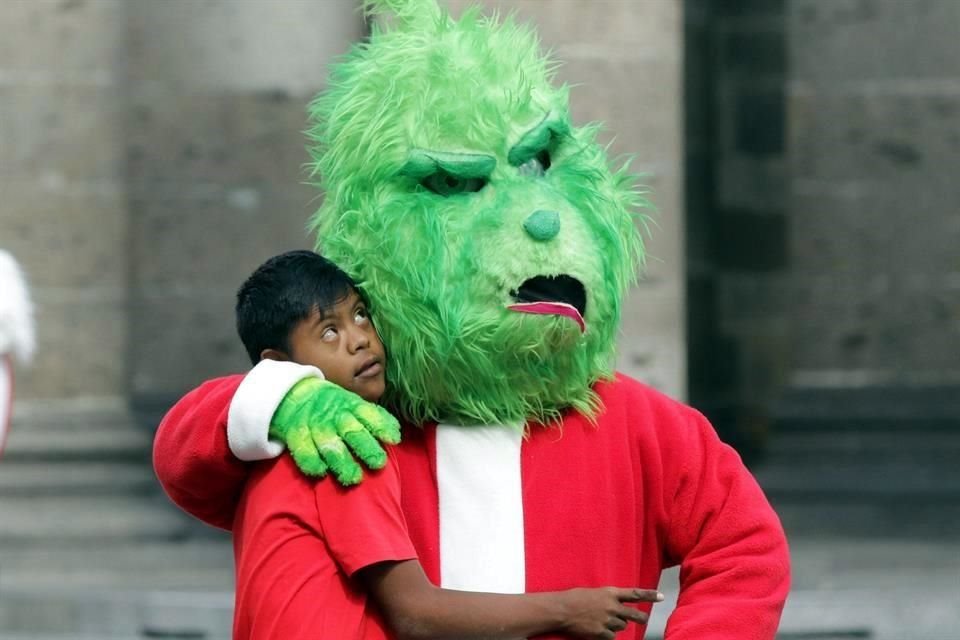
[321,327,338,341]
[354,308,370,324]
[421,171,487,196]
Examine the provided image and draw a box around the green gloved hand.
[269,377,402,485]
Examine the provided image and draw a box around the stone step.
[648,584,959,640]
[767,499,960,539]
[0,540,233,591]
[0,460,156,496]
[3,540,958,640]
[754,458,960,500]
[775,417,960,435]
[2,425,153,461]
[0,495,191,545]
[648,538,960,640]
[0,587,232,637]
[785,538,960,591]
[0,636,145,640]
[764,429,960,465]
[10,399,138,430]
[5,399,155,463]
[0,636,143,640]
[775,385,960,426]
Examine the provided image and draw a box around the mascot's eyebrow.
[398,149,496,180]
[508,113,570,167]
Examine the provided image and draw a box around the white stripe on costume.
[436,423,525,596]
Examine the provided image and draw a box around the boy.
[228,250,662,639]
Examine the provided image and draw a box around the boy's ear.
[260,348,290,363]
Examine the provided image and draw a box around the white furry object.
[0,251,35,363]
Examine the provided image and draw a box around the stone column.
[685,0,789,452]
[449,0,687,400]
[124,0,365,409]
[0,0,128,404]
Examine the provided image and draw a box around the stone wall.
[1,0,129,400]
[687,0,960,448]
[685,0,788,450]
[0,1,363,407]
[788,0,960,389]
[124,1,364,407]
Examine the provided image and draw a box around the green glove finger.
[354,403,402,445]
[285,423,328,478]
[339,414,388,470]
[267,420,286,443]
[272,377,329,440]
[272,377,397,484]
[313,431,363,486]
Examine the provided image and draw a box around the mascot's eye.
[421,171,487,196]
[517,149,552,178]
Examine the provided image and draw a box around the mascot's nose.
[523,210,560,242]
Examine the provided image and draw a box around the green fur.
[307,0,649,426]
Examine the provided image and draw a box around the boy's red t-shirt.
[232,449,417,640]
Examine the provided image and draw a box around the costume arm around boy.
[153,360,320,530]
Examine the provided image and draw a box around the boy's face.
[284,290,386,403]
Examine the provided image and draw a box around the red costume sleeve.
[152,375,247,531]
[661,408,791,639]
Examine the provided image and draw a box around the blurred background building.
[0,0,957,638]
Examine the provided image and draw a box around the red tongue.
[507,302,586,333]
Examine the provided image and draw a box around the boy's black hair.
[236,250,358,365]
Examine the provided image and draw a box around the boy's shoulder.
[241,451,404,544]
[250,451,401,499]
[244,454,318,513]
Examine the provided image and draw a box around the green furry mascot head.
[308,0,648,425]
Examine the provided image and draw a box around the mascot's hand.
[269,377,401,485]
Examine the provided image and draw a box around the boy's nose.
[523,209,560,242]
[350,331,370,352]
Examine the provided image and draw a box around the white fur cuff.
[227,359,324,461]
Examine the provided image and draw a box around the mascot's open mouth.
[508,275,587,333]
